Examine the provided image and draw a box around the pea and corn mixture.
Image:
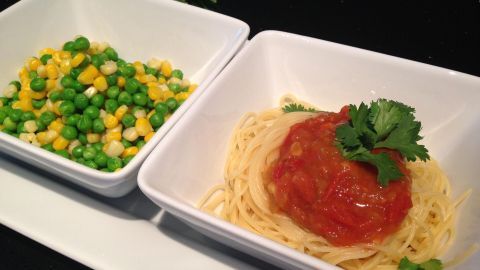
[0,36,197,172]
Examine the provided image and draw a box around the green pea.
[35,119,46,131]
[90,94,104,108]
[123,155,135,165]
[98,53,109,63]
[21,111,36,121]
[61,125,78,140]
[121,138,132,148]
[62,88,76,101]
[29,71,38,80]
[84,105,100,119]
[94,151,108,168]
[61,75,75,88]
[171,69,183,80]
[132,92,148,106]
[138,84,148,95]
[74,36,90,51]
[55,149,69,159]
[124,78,140,94]
[77,115,92,133]
[92,118,105,133]
[11,92,19,101]
[119,64,136,77]
[66,114,81,126]
[16,121,25,134]
[136,140,146,149]
[9,109,23,122]
[72,145,85,158]
[63,41,75,52]
[91,54,104,69]
[59,100,75,116]
[40,54,52,65]
[145,67,157,76]
[31,99,46,110]
[107,86,120,99]
[117,59,127,67]
[104,47,118,61]
[78,133,88,144]
[0,111,7,124]
[149,113,164,128]
[155,102,169,115]
[165,98,178,111]
[76,158,86,165]
[146,99,154,109]
[106,74,118,86]
[3,117,16,131]
[74,94,89,110]
[9,81,21,91]
[121,113,135,128]
[107,157,123,171]
[70,68,82,80]
[41,143,54,152]
[84,160,98,169]
[72,80,85,92]
[104,99,119,113]
[92,142,104,152]
[118,92,132,106]
[78,56,90,68]
[168,83,181,94]
[49,90,63,102]
[30,78,46,92]
[83,146,97,160]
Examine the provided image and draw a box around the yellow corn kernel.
[18,90,31,100]
[100,61,117,75]
[122,127,139,141]
[28,58,41,71]
[59,50,71,60]
[36,65,47,78]
[105,131,122,143]
[117,76,126,87]
[24,120,38,133]
[36,131,47,145]
[18,67,29,79]
[175,92,189,102]
[41,130,59,144]
[52,51,62,65]
[157,77,166,84]
[133,61,145,75]
[68,140,81,154]
[106,124,123,134]
[146,81,158,88]
[147,58,162,70]
[103,114,118,129]
[17,99,33,111]
[77,65,99,85]
[53,100,62,115]
[165,114,172,121]
[144,131,155,142]
[188,84,198,93]
[46,64,58,80]
[87,133,101,144]
[30,90,47,100]
[93,76,108,91]
[32,108,44,118]
[103,140,125,157]
[161,60,172,77]
[147,86,162,101]
[60,59,72,74]
[135,118,152,136]
[162,90,175,100]
[46,79,56,91]
[114,105,128,120]
[53,136,70,150]
[71,52,86,68]
[48,119,64,134]
[139,74,156,84]
[146,109,156,119]
[39,47,55,57]
[121,146,139,158]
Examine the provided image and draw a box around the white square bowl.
[0,0,248,197]
[138,31,480,269]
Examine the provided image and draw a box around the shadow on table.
[0,152,160,220]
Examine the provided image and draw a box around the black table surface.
[0,1,479,269]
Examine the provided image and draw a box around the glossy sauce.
[269,107,412,246]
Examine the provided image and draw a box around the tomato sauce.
[269,106,412,246]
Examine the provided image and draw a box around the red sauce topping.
[269,106,412,246]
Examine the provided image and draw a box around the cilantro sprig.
[398,257,443,270]
[282,103,318,113]
[335,99,429,186]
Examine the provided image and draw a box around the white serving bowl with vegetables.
[138,31,480,269]
[0,0,249,197]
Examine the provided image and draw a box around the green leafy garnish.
[335,99,429,186]
[282,103,318,113]
[398,257,443,270]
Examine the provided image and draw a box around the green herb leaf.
[282,103,318,113]
[335,99,429,186]
[398,257,443,270]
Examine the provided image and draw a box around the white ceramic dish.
[138,31,480,269]
[0,0,248,197]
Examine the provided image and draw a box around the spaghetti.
[198,95,470,270]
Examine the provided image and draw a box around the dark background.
[0,0,479,269]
